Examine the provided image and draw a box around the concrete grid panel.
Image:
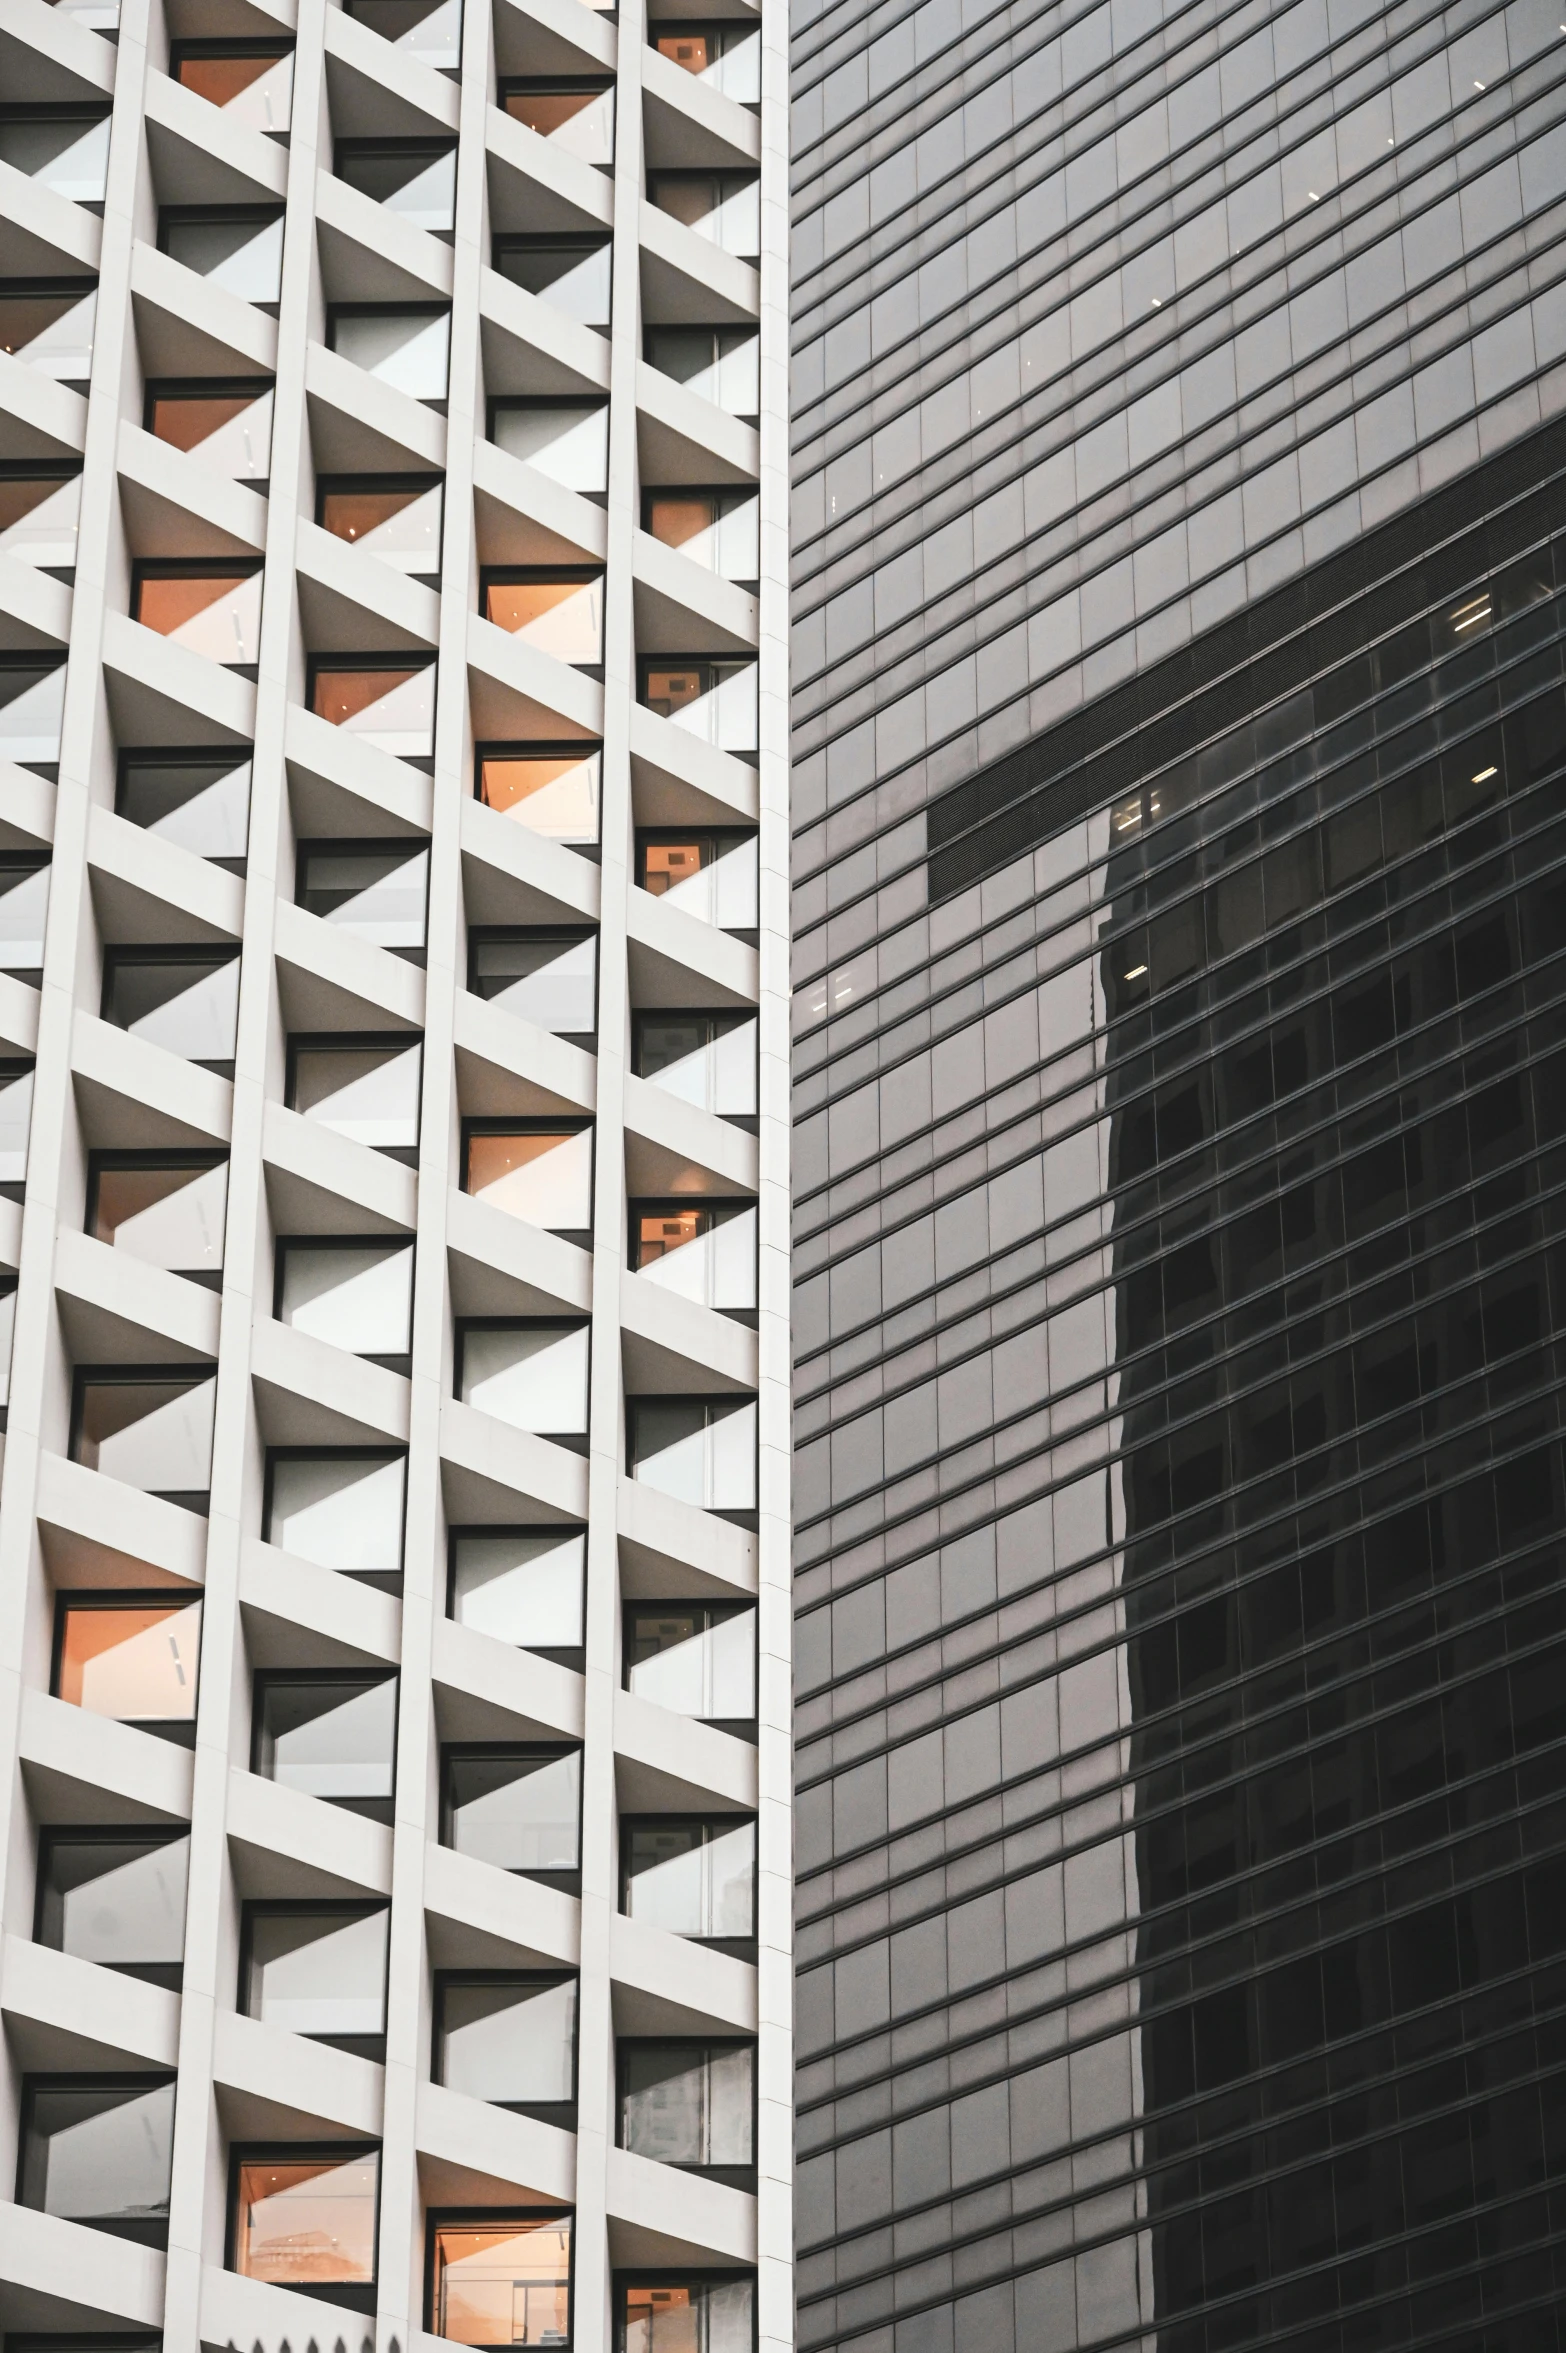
[0,0,789,2343]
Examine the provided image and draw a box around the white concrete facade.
[0,0,789,2343]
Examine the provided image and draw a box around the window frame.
[33,1821,190,1989]
[262,1441,410,1586]
[67,1361,219,1512]
[613,2268,759,2353]
[445,1521,587,1669]
[250,1665,400,1823]
[432,1969,580,2126]
[283,1030,423,1167]
[453,1316,593,1450]
[98,941,242,1074]
[621,1597,758,1734]
[440,1741,584,1892]
[50,1584,203,1739]
[617,1811,758,1956]
[466,924,599,1044]
[16,2071,178,2246]
[425,2206,576,2350]
[238,1897,391,2058]
[460,1114,596,1247]
[615,2035,757,2185]
[225,2138,382,2311]
[85,1147,229,1287]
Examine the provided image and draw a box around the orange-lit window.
[175,51,278,104]
[646,495,714,552]
[641,840,704,895]
[430,2217,571,2347]
[148,392,257,451]
[467,1131,572,1194]
[504,88,598,134]
[319,486,422,543]
[656,33,712,70]
[133,572,252,636]
[643,668,704,718]
[231,2148,379,2292]
[312,668,417,727]
[635,1208,703,1267]
[56,1597,200,1723]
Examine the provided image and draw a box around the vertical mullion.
[158,1,330,2339]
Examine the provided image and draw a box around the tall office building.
[0,0,788,2344]
[792,0,1566,2348]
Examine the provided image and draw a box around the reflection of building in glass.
[791,0,1566,2323]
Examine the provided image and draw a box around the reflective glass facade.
[790,1,1566,2349]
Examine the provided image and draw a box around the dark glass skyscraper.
[790,3,1566,2350]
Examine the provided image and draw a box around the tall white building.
[0,0,788,2342]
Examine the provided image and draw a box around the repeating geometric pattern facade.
[0,0,788,2345]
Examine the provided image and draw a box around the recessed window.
[482,569,605,666]
[309,656,437,762]
[629,1396,757,1517]
[158,207,284,307]
[0,280,96,388]
[145,377,273,480]
[442,1745,582,1887]
[19,2075,176,2245]
[171,42,293,131]
[651,22,760,102]
[297,837,429,954]
[630,1200,756,1315]
[275,1237,415,1367]
[456,1320,590,1444]
[621,1815,755,1946]
[252,1672,398,1822]
[53,1592,202,1736]
[241,1903,389,2054]
[343,0,461,72]
[131,563,263,665]
[35,1826,190,1987]
[287,1033,423,1157]
[317,475,442,574]
[638,658,758,754]
[618,2040,754,2182]
[87,1152,228,1285]
[644,326,758,417]
[117,747,252,865]
[0,855,49,981]
[501,79,614,163]
[493,235,612,327]
[0,1058,32,1198]
[229,2145,380,2308]
[469,929,597,1040]
[329,303,451,401]
[0,109,111,204]
[477,743,601,845]
[464,1120,594,1237]
[620,2274,756,2353]
[647,173,759,260]
[429,2213,573,2349]
[448,1526,585,1660]
[335,139,456,234]
[69,1368,218,1507]
[633,1010,757,1120]
[264,1447,408,1584]
[625,1603,756,1726]
[100,946,241,1071]
[644,488,758,583]
[490,401,608,495]
[0,466,81,569]
[637,829,757,930]
[434,1974,576,2122]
